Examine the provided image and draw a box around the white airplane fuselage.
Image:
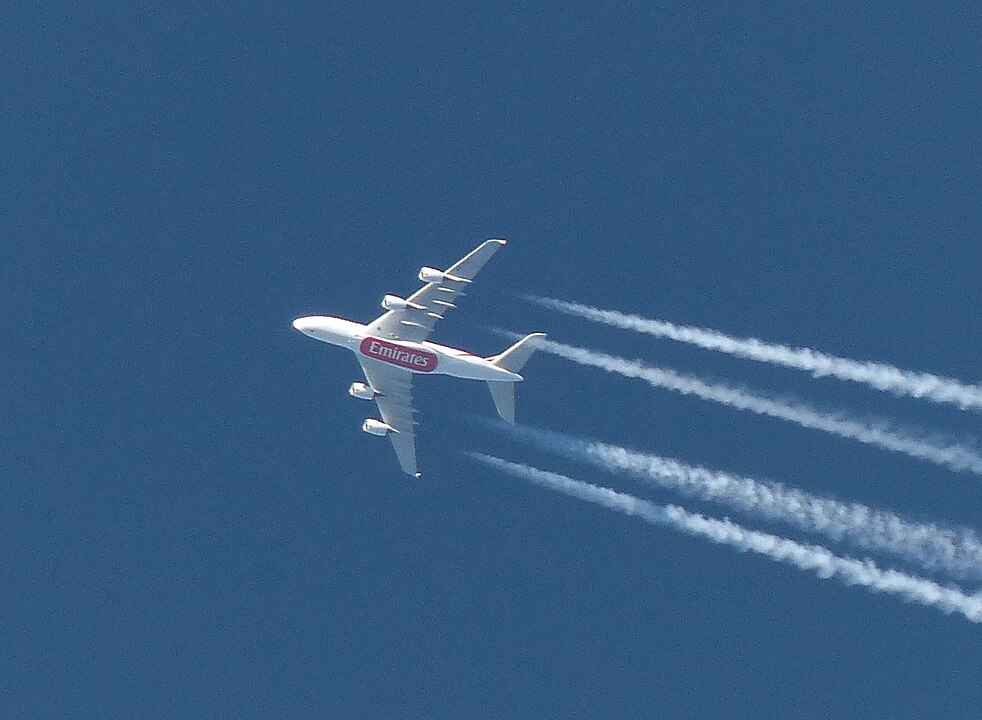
[292,315,522,382]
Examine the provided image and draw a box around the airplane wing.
[358,356,420,477]
[365,239,507,343]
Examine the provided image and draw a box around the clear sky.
[4,3,982,718]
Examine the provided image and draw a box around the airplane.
[291,239,545,477]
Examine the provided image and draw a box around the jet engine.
[362,419,395,436]
[418,266,446,284]
[349,382,376,400]
[419,266,472,284]
[381,294,426,311]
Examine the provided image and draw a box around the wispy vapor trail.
[525,296,982,412]
[492,423,982,581]
[526,335,982,475]
[467,453,982,623]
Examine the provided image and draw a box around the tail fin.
[486,333,546,423]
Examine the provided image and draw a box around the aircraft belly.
[358,336,438,373]
[435,354,517,381]
[357,336,515,380]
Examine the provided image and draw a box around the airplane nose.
[292,317,312,333]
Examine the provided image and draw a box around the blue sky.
[4,3,982,717]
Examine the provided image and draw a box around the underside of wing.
[366,238,507,343]
[357,357,420,477]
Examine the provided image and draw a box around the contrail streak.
[525,334,982,476]
[525,296,982,412]
[467,453,982,623]
[492,423,982,581]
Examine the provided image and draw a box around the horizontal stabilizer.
[486,333,545,423]
[488,381,515,423]
[489,333,547,373]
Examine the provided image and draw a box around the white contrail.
[467,453,982,623]
[528,335,982,476]
[526,296,982,412]
[496,423,982,581]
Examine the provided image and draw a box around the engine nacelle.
[382,294,410,311]
[349,382,376,400]
[419,266,471,284]
[418,266,445,284]
[381,294,427,311]
[362,419,395,436]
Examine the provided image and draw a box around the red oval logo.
[359,337,438,372]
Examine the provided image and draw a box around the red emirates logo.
[359,337,438,372]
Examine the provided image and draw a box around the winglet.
[414,472,422,478]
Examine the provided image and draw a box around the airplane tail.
[486,333,547,423]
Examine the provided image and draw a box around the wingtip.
[490,238,507,245]
[414,472,422,478]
